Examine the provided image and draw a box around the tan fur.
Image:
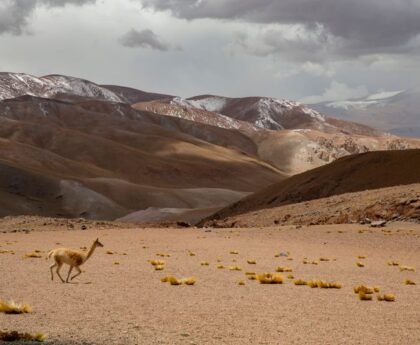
[48,238,104,283]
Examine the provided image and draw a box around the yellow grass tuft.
[113,262,120,265]
[0,330,46,342]
[311,261,319,265]
[23,252,43,259]
[182,277,197,285]
[0,250,15,255]
[387,260,399,266]
[160,276,170,283]
[217,264,225,269]
[247,260,256,264]
[0,300,32,314]
[245,272,256,275]
[405,279,416,285]
[358,291,373,301]
[356,262,365,267]
[377,294,395,302]
[256,273,284,284]
[275,266,293,272]
[106,250,115,255]
[169,276,182,285]
[155,265,165,271]
[248,275,257,280]
[200,261,210,266]
[354,285,374,294]
[238,281,245,285]
[229,266,242,271]
[230,250,239,254]
[358,255,366,259]
[149,260,165,266]
[287,274,294,279]
[294,279,307,286]
[399,265,416,272]
[374,286,380,293]
[319,257,330,262]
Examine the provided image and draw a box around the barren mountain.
[200,149,420,226]
[313,89,420,138]
[0,95,285,220]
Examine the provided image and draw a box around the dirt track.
[1,223,419,344]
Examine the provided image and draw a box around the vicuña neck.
[85,242,97,261]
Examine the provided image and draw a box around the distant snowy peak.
[325,90,405,110]
[172,95,325,130]
[0,72,123,102]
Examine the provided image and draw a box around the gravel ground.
[1,223,419,344]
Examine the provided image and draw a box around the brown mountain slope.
[200,149,420,225]
[0,96,285,220]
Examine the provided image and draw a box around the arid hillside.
[201,150,420,225]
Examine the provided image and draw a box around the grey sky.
[0,0,419,103]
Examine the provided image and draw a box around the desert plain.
[1,221,419,345]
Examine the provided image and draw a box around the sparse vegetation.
[0,331,46,342]
[0,300,32,314]
[247,260,256,264]
[399,265,415,272]
[23,252,43,258]
[256,273,284,284]
[238,281,245,285]
[405,279,416,285]
[377,294,395,302]
[182,277,197,285]
[275,266,293,272]
[200,261,210,266]
[294,279,307,286]
[356,262,365,267]
[230,250,239,254]
[229,266,242,271]
[217,264,225,269]
[354,285,374,294]
[358,291,373,301]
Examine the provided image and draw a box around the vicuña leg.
[50,262,57,280]
[56,262,65,283]
[71,266,82,281]
[66,266,74,283]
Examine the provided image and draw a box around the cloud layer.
[141,0,420,60]
[0,0,95,35]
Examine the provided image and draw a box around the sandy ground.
[1,223,419,345]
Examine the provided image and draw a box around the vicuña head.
[47,238,104,283]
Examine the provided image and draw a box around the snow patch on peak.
[0,72,123,103]
[171,96,227,113]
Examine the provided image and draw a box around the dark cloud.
[0,0,96,35]
[119,29,173,51]
[141,0,420,59]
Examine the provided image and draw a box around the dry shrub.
[229,266,242,271]
[149,260,165,266]
[238,281,245,285]
[182,277,197,285]
[200,261,210,266]
[378,294,395,302]
[230,250,239,255]
[0,250,15,255]
[356,262,365,267]
[23,252,43,259]
[287,257,294,261]
[169,277,182,285]
[106,250,115,255]
[294,279,307,286]
[358,255,366,259]
[358,291,373,301]
[387,260,399,266]
[245,272,256,275]
[399,265,416,272]
[405,279,416,285]
[311,261,319,265]
[0,300,32,314]
[217,264,225,269]
[256,273,284,284]
[287,274,294,279]
[114,262,120,265]
[160,276,170,283]
[188,252,196,257]
[319,257,330,262]
[374,286,380,292]
[0,331,46,342]
[275,266,292,272]
[306,280,342,289]
[247,260,256,264]
[248,275,257,280]
[354,285,374,294]
[155,265,165,271]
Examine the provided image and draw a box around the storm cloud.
[0,0,96,35]
[141,0,420,59]
[119,29,172,51]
